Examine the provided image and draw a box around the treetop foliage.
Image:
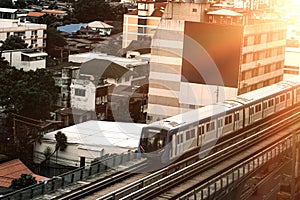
[10,174,37,190]
[0,35,28,51]
[0,65,59,120]
[73,0,127,22]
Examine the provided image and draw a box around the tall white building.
[0,19,46,50]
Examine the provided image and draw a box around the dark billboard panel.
[182,22,243,88]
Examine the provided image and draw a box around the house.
[0,159,47,188]
[87,21,113,36]
[57,23,88,35]
[0,8,19,20]
[41,9,67,19]
[34,120,146,167]
[26,12,46,23]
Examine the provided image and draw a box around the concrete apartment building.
[2,50,47,71]
[146,1,286,123]
[122,0,167,48]
[0,19,46,50]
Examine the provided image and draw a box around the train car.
[139,102,243,164]
[139,78,300,165]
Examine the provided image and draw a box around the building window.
[192,8,197,12]
[75,89,86,97]
[264,65,270,73]
[189,104,195,109]
[31,30,38,36]
[138,18,147,25]
[254,34,261,44]
[252,68,259,77]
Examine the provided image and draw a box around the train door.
[262,100,268,118]
[286,91,292,107]
[170,133,177,159]
[233,112,241,131]
[197,124,204,147]
[217,118,223,138]
[176,131,184,157]
[249,106,254,125]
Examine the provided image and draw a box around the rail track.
[96,107,300,200]
[52,107,300,200]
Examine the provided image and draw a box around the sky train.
[138,78,300,164]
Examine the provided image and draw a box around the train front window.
[140,128,166,152]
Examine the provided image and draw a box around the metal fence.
[0,151,138,200]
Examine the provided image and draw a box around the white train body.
[138,78,300,164]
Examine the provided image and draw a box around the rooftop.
[0,159,47,188]
[0,8,18,13]
[42,120,146,150]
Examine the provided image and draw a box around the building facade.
[146,2,286,123]
[0,19,46,50]
[2,50,47,71]
[122,0,167,48]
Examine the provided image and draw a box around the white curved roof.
[88,21,113,29]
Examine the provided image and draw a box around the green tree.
[0,67,59,120]
[0,0,14,8]
[73,0,112,22]
[55,131,67,151]
[45,27,67,58]
[37,14,59,27]
[41,131,67,165]
[10,174,37,190]
[14,0,27,9]
[0,35,28,50]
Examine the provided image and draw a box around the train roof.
[229,78,300,105]
[150,101,242,130]
[147,78,300,130]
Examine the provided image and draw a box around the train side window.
[225,115,232,125]
[180,134,183,143]
[287,93,290,100]
[190,129,195,138]
[255,104,261,112]
[206,121,215,132]
[268,99,274,107]
[198,125,204,135]
[176,135,180,144]
[280,95,285,102]
[186,131,190,140]
[275,97,279,104]
[263,102,267,109]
